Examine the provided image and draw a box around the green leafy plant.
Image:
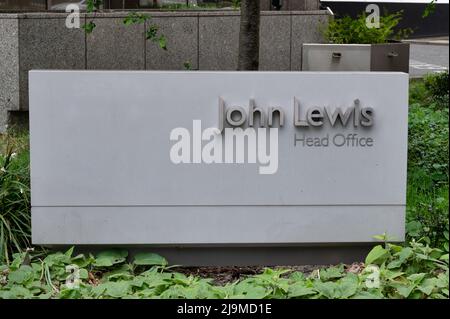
[424,71,449,108]
[323,11,412,44]
[423,0,437,18]
[0,132,31,264]
[363,239,448,298]
[86,0,102,13]
[1,240,447,299]
[123,12,149,26]
[406,72,449,249]
[406,180,448,248]
[82,4,168,53]
[122,12,168,51]
[82,0,102,34]
[81,21,96,34]
[408,75,449,185]
[408,106,448,185]
[157,35,168,51]
[183,61,192,70]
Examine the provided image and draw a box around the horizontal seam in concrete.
[33,243,405,248]
[47,243,399,247]
[32,204,406,207]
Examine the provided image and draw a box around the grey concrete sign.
[30,70,408,245]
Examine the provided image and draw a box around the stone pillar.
[0,16,19,131]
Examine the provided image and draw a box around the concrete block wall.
[0,10,331,131]
[260,0,321,11]
[0,17,19,129]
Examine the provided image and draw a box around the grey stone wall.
[260,0,320,11]
[0,10,331,131]
[0,16,19,130]
[18,15,86,112]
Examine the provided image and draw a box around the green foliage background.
[323,11,412,44]
[0,240,447,299]
[406,72,449,249]
[0,132,31,264]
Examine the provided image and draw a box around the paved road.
[409,43,449,77]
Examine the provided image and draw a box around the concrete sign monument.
[29,71,408,263]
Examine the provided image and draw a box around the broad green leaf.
[59,288,82,299]
[5,286,32,298]
[289,271,306,281]
[313,281,339,299]
[38,292,53,299]
[158,35,167,50]
[337,273,359,298]
[10,252,26,270]
[407,273,426,285]
[82,21,96,34]
[94,249,128,267]
[171,272,191,286]
[8,265,34,284]
[418,278,437,295]
[133,253,168,266]
[352,290,384,299]
[288,283,316,298]
[387,243,403,253]
[131,276,146,288]
[383,269,404,280]
[388,247,413,269]
[102,264,133,281]
[159,285,186,299]
[373,234,387,241]
[64,246,74,258]
[395,284,415,298]
[134,288,157,298]
[429,248,444,259]
[71,254,95,268]
[91,283,108,296]
[79,268,89,280]
[107,272,134,281]
[365,245,389,265]
[406,221,422,237]
[435,272,449,288]
[105,281,131,298]
[409,290,423,299]
[146,25,158,40]
[43,252,71,267]
[319,265,344,281]
[233,281,268,299]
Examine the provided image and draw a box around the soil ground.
[170,263,365,286]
